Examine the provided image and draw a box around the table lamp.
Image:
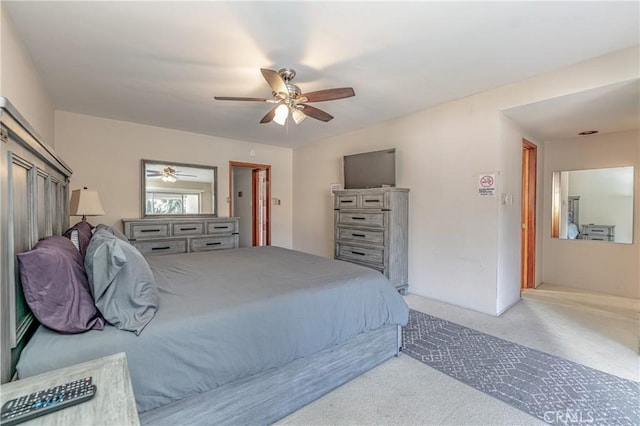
[69,187,105,221]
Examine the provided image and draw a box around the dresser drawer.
[335,194,358,208]
[133,239,187,256]
[337,227,384,245]
[336,243,384,265]
[360,193,385,208]
[191,235,236,252]
[582,234,613,241]
[338,257,385,275]
[581,224,614,235]
[206,220,237,234]
[130,223,170,239]
[337,211,384,227]
[172,222,204,236]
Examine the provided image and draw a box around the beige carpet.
[521,283,640,320]
[278,289,639,425]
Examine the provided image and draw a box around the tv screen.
[343,148,396,189]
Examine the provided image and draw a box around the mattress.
[16,246,409,413]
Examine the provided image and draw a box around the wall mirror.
[142,159,217,217]
[551,166,634,244]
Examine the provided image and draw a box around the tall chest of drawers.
[334,188,409,294]
[122,217,239,256]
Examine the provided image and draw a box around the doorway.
[521,139,537,290]
[229,161,271,247]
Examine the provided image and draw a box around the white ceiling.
[5,1,639,148]
[504,79,640,141]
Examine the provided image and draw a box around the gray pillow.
[95,223,129,242]
[17,236,104,333]
[85,228,158,335]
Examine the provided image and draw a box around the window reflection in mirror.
[551,166,634,244]
[142,160,217,217]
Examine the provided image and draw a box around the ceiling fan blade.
[176,174,197,177]
[260,68,287,95]
[260,105,279,124]
[146,171,163,176]
[300,104,334,122]
[302,87,355,103]
[214,96,269,102]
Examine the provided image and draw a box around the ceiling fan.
[146,167,196,183]
[214,68,355,125]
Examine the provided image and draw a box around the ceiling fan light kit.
[214,67,355,125]
[274,104,289,125]
[147,166,198,183]
[161,166,178,183]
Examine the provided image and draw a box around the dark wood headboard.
[0,97,73,383]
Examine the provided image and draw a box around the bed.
[0,97,409,425]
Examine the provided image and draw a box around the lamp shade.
[70,188,105,220]
[273,104,289,125]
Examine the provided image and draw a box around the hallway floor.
[521,283,639,320]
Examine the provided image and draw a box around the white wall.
[542,130,639,298]
[292,46,639,315]
[496,115,544,314]
[54,111,294,248]
[0,7,55,144]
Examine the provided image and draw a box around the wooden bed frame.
[0,97,72,384]
[0,97,402,424]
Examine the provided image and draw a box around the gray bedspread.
[17,246,408,413]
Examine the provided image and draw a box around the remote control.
[1,376,96,426]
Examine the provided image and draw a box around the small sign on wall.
[478,173,496,196]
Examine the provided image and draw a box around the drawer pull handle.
[364,199,379,203]
[180,227,198,231]
[591,229,604,233]
[213,226,228,229]
[350,251,366,256]
[206,242,222,246]
[152,246,171,251]
[340,200,354,203]
[140,229,161,233]
[352,233,366,238]
[351,217,366,220]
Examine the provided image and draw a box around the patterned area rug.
[402,309,640,425]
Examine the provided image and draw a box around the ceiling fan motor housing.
[278,68,296,82]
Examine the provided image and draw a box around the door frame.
[521,139,537,289]
[229,161,271,246]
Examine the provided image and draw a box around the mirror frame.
[141,159,218,218]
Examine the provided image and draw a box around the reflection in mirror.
[552,166,634,244]
[142,159,217,217]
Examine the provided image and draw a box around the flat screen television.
[343,148,396,189]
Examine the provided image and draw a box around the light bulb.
[273,104,289,125]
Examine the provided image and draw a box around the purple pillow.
[17,236,104,334]
[63,221,94,259]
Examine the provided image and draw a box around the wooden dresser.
[580,224,615,241]
[333,187,409,294]
[122,217,239,256]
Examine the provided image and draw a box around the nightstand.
[1,353,139,425]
